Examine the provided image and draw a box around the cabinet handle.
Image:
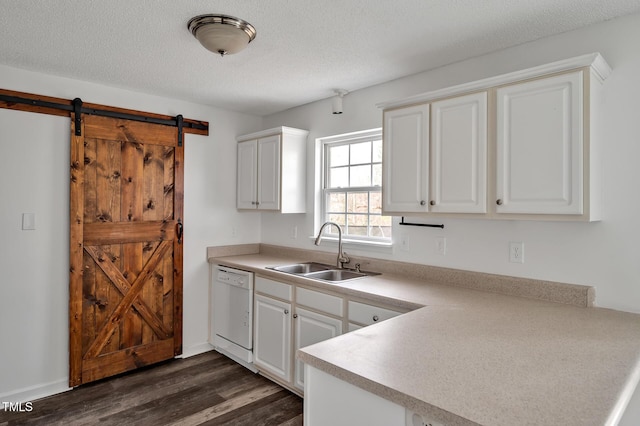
[284,309,289,315]
[496,199,503,206]
[420,200,426,206]
[293,313,298,318]
[429,200,435,206]
[372,315,379,322]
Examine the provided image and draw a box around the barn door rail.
[0,89,209,144]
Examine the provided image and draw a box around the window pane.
[350,142,371,165]
[370,215,391,227]
[327,192,346,213]
[370,215,391,238]
[372,164,382,187]
[371,224,392,238]
[321,131,390,243]
[347,192,368,213]
[330,145,349,167]
[350,165,371,187]
[328,214,346,228]
[370,191,382,214]
[347,214,368,236]
[372,139,382,162]
[329,167,348,188]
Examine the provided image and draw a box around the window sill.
[307,235,393,253]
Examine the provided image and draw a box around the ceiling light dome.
[188,14,257,57]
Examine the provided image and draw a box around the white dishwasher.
[212,265,257,372]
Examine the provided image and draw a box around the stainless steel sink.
[303,269,368,282]
[267,262,379,282]
[268,262,332,274]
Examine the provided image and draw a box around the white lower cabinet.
[253,278,408,396]
[304,365,405,426]
[253,293,292,383]
[253,278,345,393]
[348,300,403,328]
[293,307,342,391]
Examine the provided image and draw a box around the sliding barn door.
[69,114,184,386]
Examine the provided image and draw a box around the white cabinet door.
[294,307,342,391]
[347,301,402,326]
[257,134,281,210]
[382,104,430,213]
[430,92,487,213]
[304,365,405,426]
[254,294,291,383]
[496,71,583,214]
[237,140,258,209]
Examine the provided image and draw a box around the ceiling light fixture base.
[332,89,349,115]
[188,14,257,57]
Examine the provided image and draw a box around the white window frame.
[319,128,391,245]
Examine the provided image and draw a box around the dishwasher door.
[213,267,253,351]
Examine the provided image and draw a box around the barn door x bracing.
[69,114,184,386]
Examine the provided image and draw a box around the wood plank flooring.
[0,351,303,426]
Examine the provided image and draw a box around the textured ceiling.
[1,0,640,116]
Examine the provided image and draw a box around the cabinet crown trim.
[237,126,309,142]
[377,52,611,110]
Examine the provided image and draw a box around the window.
[321,129,392,243]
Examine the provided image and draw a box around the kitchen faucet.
[314,221,350,269]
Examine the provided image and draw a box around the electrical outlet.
[436,237,446,255]
[399,234,409,252]
[22,213,35,230]
[291,225,298,239]
[231,226,237,237]
[509,242,524,263]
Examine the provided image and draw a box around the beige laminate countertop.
[210,251,640,426]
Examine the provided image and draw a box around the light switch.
[22,213,36,230]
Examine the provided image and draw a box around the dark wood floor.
[0,351,303,426]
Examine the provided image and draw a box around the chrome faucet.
[314,221,350,269]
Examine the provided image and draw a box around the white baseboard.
[178,342,215,359]
[0,379,71,403]
[1,344,214,403]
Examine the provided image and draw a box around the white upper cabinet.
[379,53,611,221]
[496,71,583,215]
[256,135,281,211]
[382,104,430,213]
[237,126,308,213]
[430,92,487,213]
[236,140,258,209]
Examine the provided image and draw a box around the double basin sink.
[267,262,379,282]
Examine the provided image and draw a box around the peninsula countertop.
[209,247,640,425]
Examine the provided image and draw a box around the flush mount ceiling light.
[332,89,349,114]
[188,14,257,57]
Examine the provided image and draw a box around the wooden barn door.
[69,114,184,386]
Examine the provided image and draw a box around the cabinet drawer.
[255,277,292,301]
[296,287,343,317]
[348,301,402,326]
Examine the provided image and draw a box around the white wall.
[262,12,640,314]
[0,64,263,401]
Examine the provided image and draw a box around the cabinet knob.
[429,200,435,206]
[420,200,426,206]
[372,315,379,322]
[255,201,260,206]
[496,199,503,206]
[251,201,256,205]
[293,313,298,318]
[284,309,289,315]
